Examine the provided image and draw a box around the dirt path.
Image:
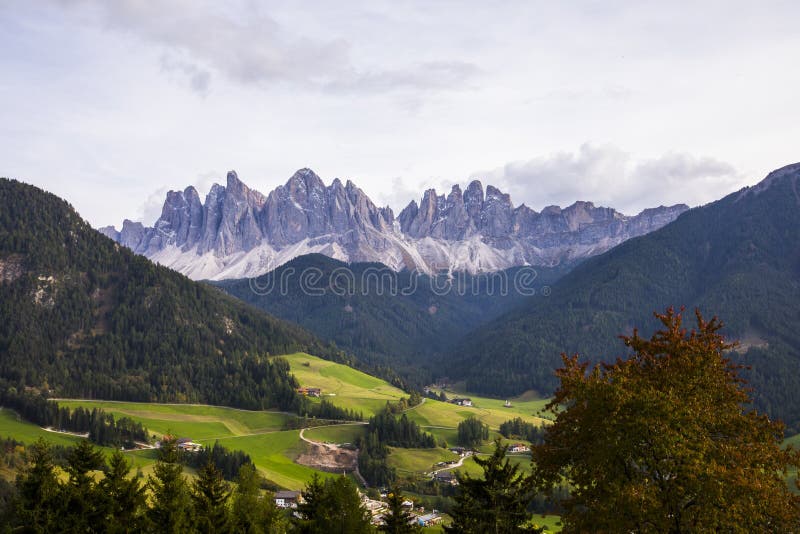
[42,427,89,438]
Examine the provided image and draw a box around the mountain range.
[99,169,687,280]
[448,162,800,432]
[0,177,345,410]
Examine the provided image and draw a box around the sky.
[2,0,800,228]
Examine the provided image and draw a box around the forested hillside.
[0,178,342,410]
[452,163,800,432]
[214,254,569,387]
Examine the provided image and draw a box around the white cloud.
[474,144,747,214]
[135,186,169,226]
[48,0,478,95]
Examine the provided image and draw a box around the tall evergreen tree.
[15,438,61,533]
[380,486,420,533]
[446,440,536,534]
[230,463,286,534]
[61,439,107,532]
[192,461,231,533]
[147,438,192,533]
[100,450,147,533]
[294,474,374,534]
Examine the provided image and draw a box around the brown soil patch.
[296,441,358,473]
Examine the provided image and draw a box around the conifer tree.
[100,450,147,533]
[62,439,107,532]
[446,440,535,534]
[294,474,373,533]
[230,463,286,533]
[192,460,232,533]
[147,438,192,533]
[15,438,61,532]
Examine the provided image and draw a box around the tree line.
[357,403,437,486]
[0,389,148,448]
[498,417,545,445]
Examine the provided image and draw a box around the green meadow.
[0,407,84,447]
[285,352,408,416]
[302,423,367,444]
[3,352,554,489]
[387,447,459,475]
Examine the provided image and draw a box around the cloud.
[324,61,480,94]
[159,53,211,96]
[135,186,169,226]
[49,0,478,95]
[473,144,746,214]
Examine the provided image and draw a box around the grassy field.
[303,423,366,444]
[52,399,324,489]
[0,407,84,447]
[0,407,163,480]
[387,447,459,474]
[56,400,289,439]
[212,430,337,489]
[3,353,553,488]
[285,352,408,417]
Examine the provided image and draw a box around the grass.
[453,453,534,479]
[0,408,83,447]
[387,447,459,474]
[285,352,407,417]
[0,407,163,480]
[56,400,289,439]
[303,423,366,444]
[211,430,336,490]
[51,399,323,489]
[3,354,553,488]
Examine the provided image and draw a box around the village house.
[297,386,322,397]
[451,398,473,407]
[274,490,303,508]
[508,443,530,453]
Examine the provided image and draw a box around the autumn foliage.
[533,308,800,533]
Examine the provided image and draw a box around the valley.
[1,353,550,491]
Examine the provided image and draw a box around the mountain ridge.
[0,176,348,411]
[447,162,800,432]
[100,169,688,280]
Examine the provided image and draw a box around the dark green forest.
[0,178,347,412]
[214,254,569,389]
[452,165,800,433]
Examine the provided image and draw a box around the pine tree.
[294,473,329,533]
[100,450,147,533]
[147,438,192,533]
[294,474,373,533]
[380,486,420,533]
[533,309,800,533]
[446,440,536,534]
[61,439,107,532]
[192,460,232,533]
[15,438,61,532]
[230,463,286,534]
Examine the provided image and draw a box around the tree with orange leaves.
[533,308,800,533]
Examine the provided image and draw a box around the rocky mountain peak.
[103,169,689,280]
